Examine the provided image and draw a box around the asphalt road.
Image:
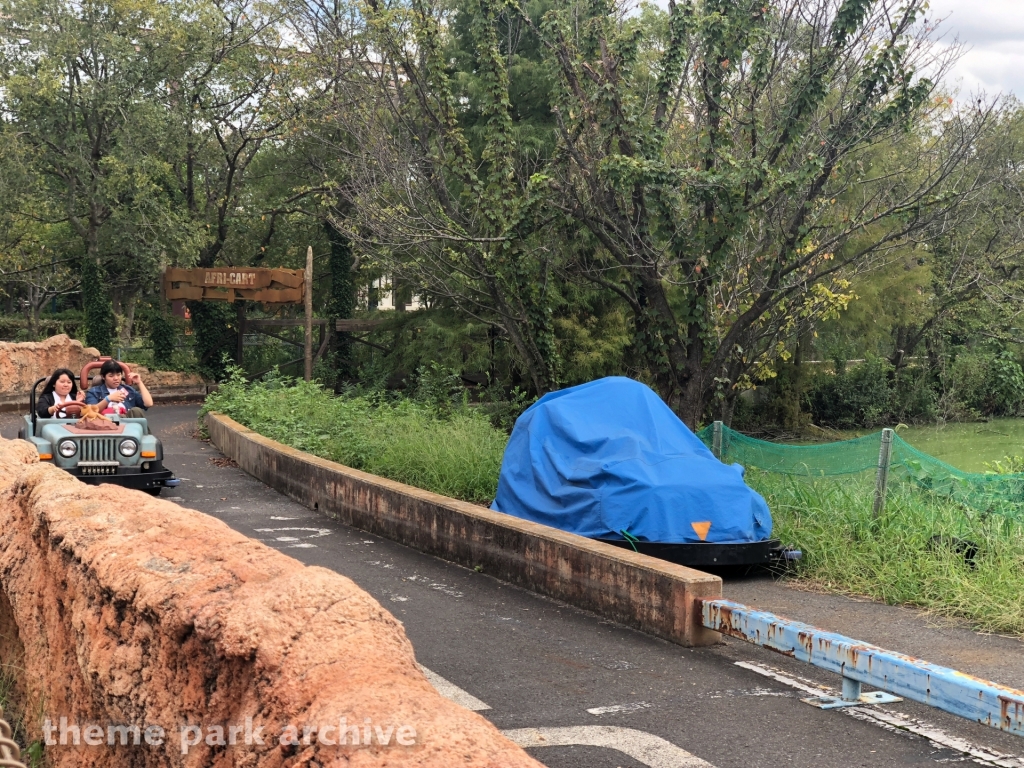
[7,404,1024,767]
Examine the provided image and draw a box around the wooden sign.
[162,267,305,303]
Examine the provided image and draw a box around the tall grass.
[752,471,1024,634]
[202,370,506,504]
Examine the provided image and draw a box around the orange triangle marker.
[691,521,712,542]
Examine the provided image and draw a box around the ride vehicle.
[491,376,798,568]
[17,358,180,495]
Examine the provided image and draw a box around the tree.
[531,0,991,426]
[158,0,329,376]
[325,0,564,394]
[0,0,200,352]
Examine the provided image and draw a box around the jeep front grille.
[79,438,117,463]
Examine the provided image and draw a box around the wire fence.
[697,423,1024,516]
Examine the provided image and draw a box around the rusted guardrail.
[0,707,27,768]
[701,599,1024,735]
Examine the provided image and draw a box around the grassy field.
[202,371,505,504]
[205,374,1024,635]
[753,471,1024,635]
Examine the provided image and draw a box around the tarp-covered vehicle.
[18,358,180,495]
[492,377,790,567]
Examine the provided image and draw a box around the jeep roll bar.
[29,376,47,434]
[80,357,132,391]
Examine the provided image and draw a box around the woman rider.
[36,368,86,419]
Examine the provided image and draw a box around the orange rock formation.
[0,438,541,768]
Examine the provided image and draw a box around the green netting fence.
[696,423,1024,516]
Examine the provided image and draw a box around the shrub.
[147,310,178,369]
[202,368,507,503]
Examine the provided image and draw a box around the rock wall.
[0,335,100,409]
[0,335,207,411]
[0,438,541,768]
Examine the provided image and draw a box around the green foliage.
[325,222,356,388]
[984,455,1024,475]
[800,359,935,429]
[147,307,178,370]
[986,351,1024,416]
[528,0,967,425]
[936,349,1024,419]
[479,384,535,433]
[757,471,1024,635]
[0,312,85,342]
[414,362,465,417]
[188,301,237,380]
[203,369,507,503]
[82,258,114,354]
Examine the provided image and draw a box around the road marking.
[502,726,715,768]
[699,687,793,699]
[586,701,652,715]
[404,574,464,598]
[418,665,491,711]
[736,662,1024,767]
[253,526,332,549]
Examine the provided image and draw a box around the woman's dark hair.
[41,368,78,398]
[99,359,125,378]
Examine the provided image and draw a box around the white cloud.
[928,0,1024,98]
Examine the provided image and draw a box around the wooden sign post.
[163,267,305,303]
[304,246,314,382]
[162,266,310,372]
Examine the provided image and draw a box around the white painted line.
[418,665,491,711]
[699,687,793,699]
[404,574,464,598]
[253,527,332,537]
[736,662,1024,767]
[586,701,653,715]
[502,726,715,768]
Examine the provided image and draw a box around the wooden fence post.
[304,246,313,382]
[873,428,895,518]
[712,420,723,460]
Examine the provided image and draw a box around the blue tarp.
[491,377,772,544]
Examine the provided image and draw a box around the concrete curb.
[206,411,722,647]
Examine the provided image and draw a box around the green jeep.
[18,358,180,495]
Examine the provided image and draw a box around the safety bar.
[700,598,1024,736]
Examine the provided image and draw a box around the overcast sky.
[929,0,1024,99]
[646,1,1024,99]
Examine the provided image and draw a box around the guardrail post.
[872,428,894,518]
[841,676,862,702]
[712,421,723,460]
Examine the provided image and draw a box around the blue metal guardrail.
[701,598,1024,736]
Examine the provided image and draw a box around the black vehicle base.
[600,538,791,567]
[68,468,177,492]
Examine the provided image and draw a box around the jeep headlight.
[119,438,139,457]
[58,440,77,458]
